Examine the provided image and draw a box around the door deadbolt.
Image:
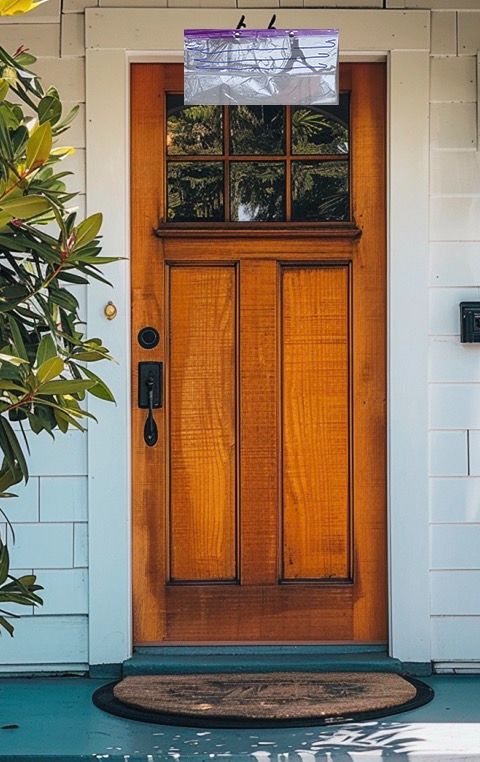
[138,326,160,349]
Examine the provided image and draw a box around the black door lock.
[138,362,163,446]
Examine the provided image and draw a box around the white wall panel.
[430,430,467,475]
[85,8,430,51]
[74,523,88,567]
[0,24,60,55]
[430,103,477,150]
[431,524,480,569]
[430,476,480,522]
[26,431,87,477]
[467,430,480,475]
[429,336,480,381]
[61,13,85,56]
[65,103,86,148]
[430,384,480,428]
[0,616,88,665]
[7,480,39,524]
[432,616,480,660]
[35,57,85,101]
[431,151,480,195]
[40,477,87,522]
[63,0,98,13]
[99,0,168,6]
[458,11,480,55]
[430,244,480,286]
[38,569,88,615]
[431,11,456,55]
[430,56,476,102]
[61,149,86,195]
[431,570,480,614]
[8,523,73,569]
[431,197,480,241]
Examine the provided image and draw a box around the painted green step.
[123,649,402,675]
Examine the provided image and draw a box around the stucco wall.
[0,0,479,669]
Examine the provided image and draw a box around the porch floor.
[0,675,479,760]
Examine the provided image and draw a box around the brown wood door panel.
[131,62,386,644]
[168,265,237,582]
[165,585,353,642]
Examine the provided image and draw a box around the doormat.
[92,672,433,728]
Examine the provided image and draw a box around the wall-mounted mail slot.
[460,302,480,343]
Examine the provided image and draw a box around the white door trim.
[85,8,431,666]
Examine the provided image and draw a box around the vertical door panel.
[168,265,237,581]
[239,260,278,584]
[282,266,350,581]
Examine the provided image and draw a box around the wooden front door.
[131,63,386,644]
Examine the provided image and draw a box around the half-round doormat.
[92,672,433,728]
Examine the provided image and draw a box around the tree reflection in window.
[231,162,285,221]
[168,162,224,222]
[167,96,223,155]
[292,162,348,222]
[230,106,284,155]
[164,94,351,224]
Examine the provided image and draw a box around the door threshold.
[123,647,401,677]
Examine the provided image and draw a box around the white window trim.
[85,8,431,666]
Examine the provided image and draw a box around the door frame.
[85,7,431,667]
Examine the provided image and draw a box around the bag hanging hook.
[235,15,246,29]
[267,14,276,29]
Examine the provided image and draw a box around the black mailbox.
[460,302,480,343]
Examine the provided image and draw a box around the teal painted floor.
[0,676,480,760]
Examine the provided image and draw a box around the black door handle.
[138,362,163,447]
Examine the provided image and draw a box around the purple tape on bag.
[184,28,339,38]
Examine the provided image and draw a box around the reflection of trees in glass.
[292,162,348,221]
[167,103,222,155]
[168,162,224,221]
[292,104,349,155]
[230,106,284,155]
[231,162,285,222]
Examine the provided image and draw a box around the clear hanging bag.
[184,28,339,106]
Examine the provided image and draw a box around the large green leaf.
[35,335,56,366]
[0,542,9,586]
[0,616,14,636]
[0,417,28,481]
[74,213,103,249]
[0,352,27,367]
[36,356,64,384]
[25,122,52,170]
[39,379,95,396]
[38,95,62,126]
[0,195,50,220]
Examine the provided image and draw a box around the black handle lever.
[138,362,163,447]
[144,375,158,447]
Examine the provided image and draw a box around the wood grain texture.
[131,64,167,644]
[239,260,278,584]
[349,64,387,642]
[132,62,386,644]
[282,266,350,581]
[168,266,237,581]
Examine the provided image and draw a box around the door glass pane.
[167,162,224,221]
[291,95,350,155]
[292,161,349,221]
[230,106,285,155]
[167,95,223,156]
[230,161,285,222]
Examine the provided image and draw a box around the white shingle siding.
[1,0,480,669]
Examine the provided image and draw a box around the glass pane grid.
[165,95,351,224]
